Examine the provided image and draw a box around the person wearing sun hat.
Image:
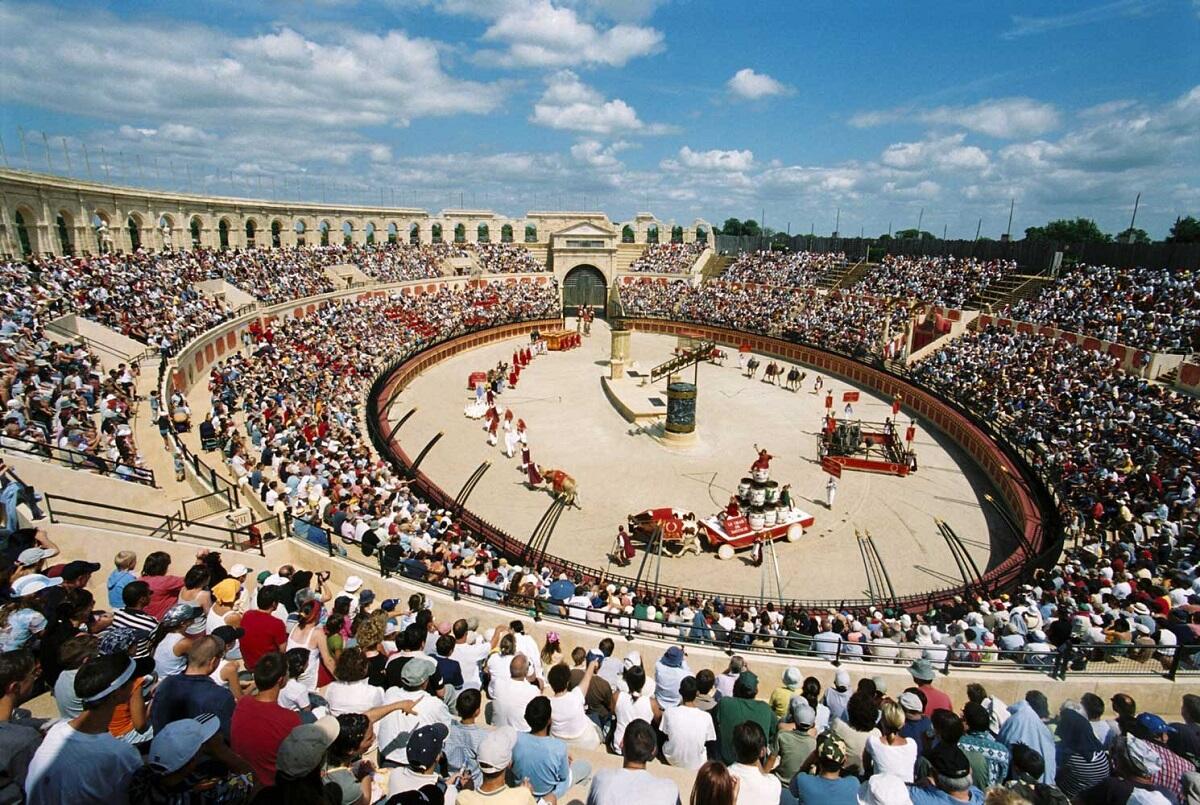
[908,658,952,717]
[127,713,255,801]
[0,574,61,651]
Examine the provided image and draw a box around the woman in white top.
[484,632,517,699]
[287,600,337,691]
[612,665,657,752]
[864,701,918,782]
[177,565,213,615]
[153,623,192,679]
[324,647,385,716]
[547,660,602,748]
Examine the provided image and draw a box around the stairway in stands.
[702,254,734,281]
[965,272,1053,312]
[821,258,873,290]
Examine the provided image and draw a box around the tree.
[894,228,934,240]
[720,217,743,236]
[1168,215,1200,243]
[741,219,761,237]
[1116,227,1150,244]
[1023,218,1110,243]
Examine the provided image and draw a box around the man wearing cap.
[910,743,985,804]
[128,713,255,801]
[825,668,852,724]
[273,714,342,792]
[387,722,463,800]
[790,730,859,804]
[459,727,535,805]
[713,670,778,765]
[1080,734,1175,805]
[1136,712,1192,801]
[377,656,452,766]
[24,653,143,805]
[909,658,953,717]
[775,697,817,783]
[151,635,237,740]
[899,690,933,755]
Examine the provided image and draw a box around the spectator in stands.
[1003,743,1068,805]
[726,720,779,805]
[1168,694,1200,767]
[492,653,541,732]
[654,645,691,709]
[548,658,602,749]
[1134,713,1192,801]
[0,649,41,802]
[150,635,236,740]
[386,722,460,801]
[910,743,985,805]
[446,688,488,788]
[831,690,880,778]
[1054,707,1109,799]
[128,713,255,802]
[661,675,717,770]
[774,697,816,783]
[768,666,802,719]
[106,550,137,609]
[612,663,654,752]
[713,670,777,765]
[790,730,859,804]
[588,717,680,805]
[1080,734,1175,805]
[824,668,852,724]
[513,695,590,801]
[998,692,1056,784]
[909,659,952,716]
[958,702,1009,789]
[229,651,299,787]
[238,586,286,671]
[24,653,142,804]
[866,700,919,782]
[138,550,184,619]
[900,690,933,754]
[458,726,533,805]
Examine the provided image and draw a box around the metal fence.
[1,433,155,486]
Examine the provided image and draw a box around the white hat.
[858,774,912,805]
[622,651,642,669]
[477,726,518,773]
[11,574,64,597]
[228,564,251,579]
[148,713,221,773]
[262,574,289,587]
[16,547,57,567]
[343,576,363,592]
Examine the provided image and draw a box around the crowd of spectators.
[619,279,908,359]
[627,242,706,274]
[350,244,463,284]
[847,256,1018,309]
[471,243,548,274]
[1002,265,1199,354]
[719,251,846,287]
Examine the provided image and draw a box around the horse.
[536,466,580,508]
[745,356,760,379]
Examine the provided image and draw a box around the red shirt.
[919,682,953,717]
[230,696,300,786]
[140,574,185,620]
[239,609,287,670]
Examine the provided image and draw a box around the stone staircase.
[965,272,1051,312]
[702,254,734,282]
[821,258,872,290]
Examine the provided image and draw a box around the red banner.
[723,516,752,538]
[842,391,860,403]
[821,456,843,477]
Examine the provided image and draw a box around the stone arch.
[387,222,399,244]
[524,224,537,243]
[56,209,75,255]
[218,217,231,250]
[294,218,308,247]
[695,225,708,245]
[271,219,283,248]
[621,224,635,243]
[501,223,513,243]
[365,221,376,245]
[190,216,203,249]
[319,220,331,246]
[12,206,37,256]
[127,212,144,251]
[157,214,175,250]
[409,222,421,244]
[671,225,683,244]
[477,223,490,243]
[431,223,443,243]
[562,264,607,315]
[341,220,353,246]
[646,224,659,244]
[244,217,258,248]
[453,223,466,243]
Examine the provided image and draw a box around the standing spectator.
[0,649,42,802]
[714,671,778,765]
[24,654,142,804]
[909,659,952,716]
[790,730,859,805]
[230,651,300,786]
[661,675,716,770]
[138,551,185,620]
[512,696,590,802]
[587,718,681,805]
[150,635,236,740]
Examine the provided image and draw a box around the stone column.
[609,326,630,380]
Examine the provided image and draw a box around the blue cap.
[1136,713,1176,735]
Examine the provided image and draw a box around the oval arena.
[2,166,1198,805]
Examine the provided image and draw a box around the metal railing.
[1,433,155,486]
[181,488,235,522]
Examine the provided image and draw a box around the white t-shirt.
[25,721,142,805]
[491,677,539,733]
[325,679,385,716]
[729,763,781,805]
[865,734,918,782]
[613,692,654,751]
[278,678,311,711]
[550,687,595,743]
[661,705,716,770]
[377,689,452,764]
[454,640,491,691]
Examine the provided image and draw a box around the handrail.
[1,433,155,486]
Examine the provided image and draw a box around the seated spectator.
[998,692,1056,785]
[458,726,534,805]
[910,743,985,804]
[0,649,42,802]
[445,688,489,788]
[727,720,780,805]
[958,702,1009,788]
[1003,743,1069,805]
[714,670,777,765]
[512,695,590,801]
[1054,708,1109,799]
[866,700,919,782]
[1080,734,1176,805]
[548,659,602,749]
[150,635,236,740]
[588,718,681,805]
[128,713,255,802]
[790,730,859,804]
[230,651,300,787]
[662,675,717,771]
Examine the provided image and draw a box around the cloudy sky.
[1,0,1197,237]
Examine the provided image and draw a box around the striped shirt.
[112,608,160,658]
[1056,750,1111,799]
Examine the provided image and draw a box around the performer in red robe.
[750,447,773,473]
[892,394,902,417]
[526,459,543,486]
[486,387,495,407]
[724,496,741,518]
[487,417,499,446]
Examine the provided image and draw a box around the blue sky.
[1,0,1197,237]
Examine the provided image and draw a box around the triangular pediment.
[553,221,615,237]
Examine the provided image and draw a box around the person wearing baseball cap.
[910,743,983,804]
[459,727,525,805]
[791,730,859,803]
[775,697,817,783]
[1089,734,1176,804]
[387,723,461,799]
[1135,713,1191,801]
[271,715,342,802]
[128,713,255,801]
[714,669,778,765]
[14,545,56,574]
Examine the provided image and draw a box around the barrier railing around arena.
[0,433,156,486]
[365,316,1059,618]
[43,492,278,555]
[276,509,1195,680]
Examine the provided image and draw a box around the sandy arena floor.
[391,320,1012,601]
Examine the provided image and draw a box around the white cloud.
[530,70,673,135]
[466,0,663,68]
[1003,0,1162,38]
[570,139,630,167]
[727,68,790,100]
[881,134,990,172]
[851,97,1060,139]
[666,146,755,172]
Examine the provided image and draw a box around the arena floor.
[392,319,1012,602]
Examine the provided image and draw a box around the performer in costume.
[520,443,532,472]
[825,390,833,411]
[724,496,741,518]
[750,446,773,473]
[779,484,793,511]
[750,534,764,567]
[487,416,499,446]
[504,421,520,458]
[825,476,838,508]
[486,387,495,407]
[508,366,518,389]
[503,409,514,431]
[612,525,634,567]
[516,419,528,445]
[814,375,824,393]
[526,458,543,486]
[892,394,902,417]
